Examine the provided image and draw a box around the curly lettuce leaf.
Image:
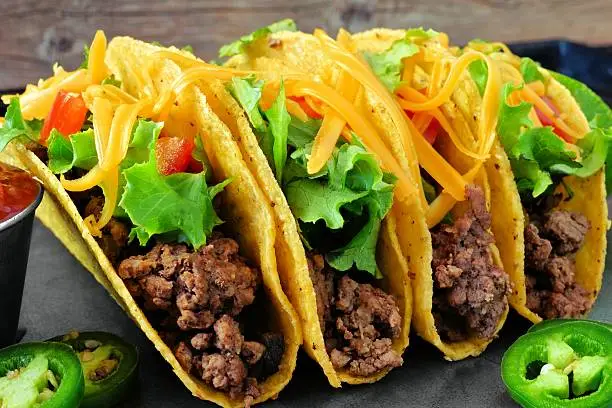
[551,71,612,193]
[285,139,396,276]
[119,131,229,249]
[520,58,544,83]
[0,98,42,151]
[229,76,290,182]
[362,38,419,91]
[219,19,297,58]
[498,81,612,197]
[263,80,290,182]
[497,83,534,152]
[326,206,382,277]
[47,129,97,174]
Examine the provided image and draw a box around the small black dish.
[0,164,43,348]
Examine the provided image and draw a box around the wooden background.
[1,0,611,89]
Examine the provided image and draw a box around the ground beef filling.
[308,254,403,377]
[118,235,284,405]
[84,196,129,265]
[430,185,510,342]
[524,209,592,318]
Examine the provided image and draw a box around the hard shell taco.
[0,32,301,407]
[153,21,414,386]
[340,28,512,359]
[456,40,610,323]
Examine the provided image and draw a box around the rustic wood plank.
[1,0,611,89]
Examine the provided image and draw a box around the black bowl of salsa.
[0,162,43,347]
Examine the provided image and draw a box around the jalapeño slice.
[502,320,612,407]
[49,331,139,408]
[0,342,84,408]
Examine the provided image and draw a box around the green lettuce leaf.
[468,59,488,97]
[285,178,367,229]
[263,80,291,182]
[326,205,382,277]
[228,76,275,169]
[47,129,97,174]
[551,71,612,193]
[363,39,419,91]
[497,83,534,153]
[219,19,297,58]
[119,130,229,249]
[285,139,396,276]
[520,58,544,83]
[287,116,321,148]
[404,27,439,40]
[79,44,90,69]
[0,98,42,151]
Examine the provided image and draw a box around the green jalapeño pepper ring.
[528,319,612,335]
[49,331,139,408]
[0,342,84,408]
[502,321,612,407]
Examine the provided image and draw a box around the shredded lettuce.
[0,98,42,151]
[468,59,488,97]
[119,125,229,249]
[47,129,97,174]
[497,81,612,198]
[284,137,396,276]
[228,76,290,182]
[520,58,544,83]
[219,19,297,58]
[229,79,395,276]
[362,39,419,92]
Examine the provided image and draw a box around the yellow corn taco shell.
[349,28,509,360]
[219,32,413,385]
[455,67,608,324]
[5,38,302,407]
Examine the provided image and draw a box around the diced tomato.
[534,96,573,142]
[423,119,440,144]
[187,157,204,173]
[404,110,415,120]
[156,136,195,175]
[40,90,88,144]
[289,96,322,119]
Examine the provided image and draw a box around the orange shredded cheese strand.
[395,96,487,160]
[91,98,113,163]
[528,80,546,96]
[313,29,426,205]
[395,51,484,111]
[519,87,585,139]
[88,30,109,84]
[84,168,119,237]
[19,69,91,120]
[100,103,143,171]
[412,112,433,134]
[285,99,309,122]
[284,79,417,200]
[308,71,359,174]
[61,165,107,192]
[426,164,482,227]
[428,58,445,96]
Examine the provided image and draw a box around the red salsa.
[0,163,40,222]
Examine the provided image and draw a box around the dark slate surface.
[18,220,612,407]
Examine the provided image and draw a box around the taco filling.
[523,197,591,318]
[0,32,287,405]
[356,30,510,342]
[430,185,509,341]
[464,43,611,318]
[118,236,283,403]
[224,74,404,375]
